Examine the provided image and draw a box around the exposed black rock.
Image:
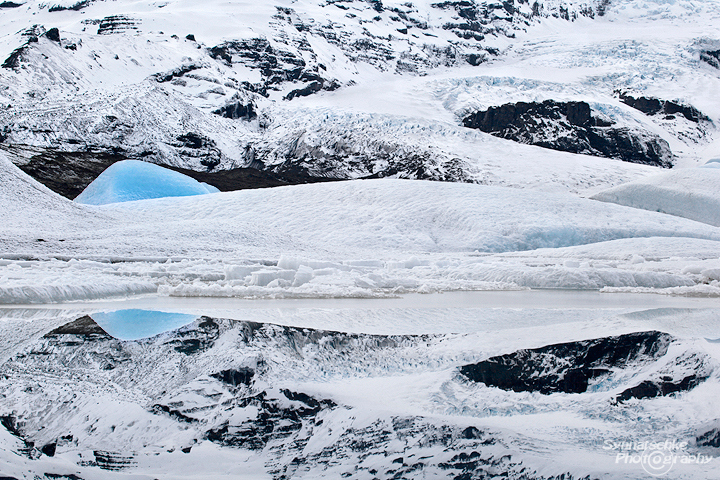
[45,316,110,338]
[212,101,257,120]
[619,93,709,123]
[205,389,337,450]
[151,404,196,423]
[697,428,720,448]
[172,133,223,170]
[185,33,195,41]
[44,27,61,43]
[211,367,255,387]
[48,0,90,12]
[153,63,202,83]
[164,316,221,355]
[2,45,28,69]
[44,474,83,480]
[462,100,674,167]
[0,1,23,7]
[96,15,139,35]
[0,415,35,458]
[2,144,341,200]
[163,163,341,191]
[701,49,720,69]
[92,451,135,471]
[41,442,57,457]
[1,144,127,199]
[284,80,323,100]
[460,331,672,394]
[208,38,305,83]
[615,375,707,403]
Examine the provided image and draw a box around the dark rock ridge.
[0,1,24,7]
[615,374,707,403]
[1,415,37,458]
[0,144,127,199]
[45,315,110,338]
[618,93,709,123]
[701,49,720,69]
[45,27,61,43]
[212,101,257,120]
[460,331,672,394]
[48,0,91,12]
[697,427,720,448]
[1,144,341,200]
[96,15,139,35]
[153,63,203,83]
[462,100,674,167]
[211,367,255,387]
[173,132,223,170]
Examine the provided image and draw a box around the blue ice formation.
[90,309,199,340]
[74,160,220,205]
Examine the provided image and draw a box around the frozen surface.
[91,309,199,340]
[74,160,219,205]
[1,1,720,477]
[592,167,720,227]
[2,154,720,303]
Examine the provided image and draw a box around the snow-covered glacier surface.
[2,0,720,478]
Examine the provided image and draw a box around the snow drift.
[591,166,720,227]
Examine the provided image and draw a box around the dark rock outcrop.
[1,144,126,199]
[0,1,23,7]
[615,375,706,403]
[1,145,339,200]
[96,15,139,35]
[460,331,672,394]
[462,100,674,167]
[697,428,720,448]
[619,93,709,123]
[2,45,29,69]
[172,133,223,171]
[45,315,110,338]
[284,81,323,100]
[153,63,202,83]
[48,0,90,12]
[701,49,720,69]
[44,27,61,43]
[41,442,57,457]
[212,101,257,120]
[205,389,337,450]
[211,367,255,387]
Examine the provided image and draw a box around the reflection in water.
[90,309,198,340]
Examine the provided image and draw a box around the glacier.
[1,0,720,478]
[591,165,720,227]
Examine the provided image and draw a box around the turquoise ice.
[75,160,219,205]
[91,309,199,340]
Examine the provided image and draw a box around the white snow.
[2,1,720,478]
[591,166,720,227]
[3,152,720,303]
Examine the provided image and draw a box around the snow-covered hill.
[1,0,719,196]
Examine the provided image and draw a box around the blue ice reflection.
[90,309,199,340]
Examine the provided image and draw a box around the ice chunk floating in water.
[74,160,219,205]
[90,309,198,340]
